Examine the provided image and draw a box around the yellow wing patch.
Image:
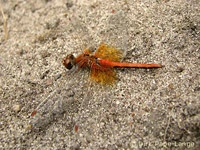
[90,68,116,85]
[94,43,122,62]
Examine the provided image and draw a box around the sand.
[0,0,199,149]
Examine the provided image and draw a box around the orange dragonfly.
[62,43,162,84]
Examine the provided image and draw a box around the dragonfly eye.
[62,54,75,70]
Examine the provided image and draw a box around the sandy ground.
[0,0,200,149]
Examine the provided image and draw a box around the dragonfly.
[30,11,162,130]
[62,43,162,85]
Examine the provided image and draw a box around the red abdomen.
[99,59,162,68]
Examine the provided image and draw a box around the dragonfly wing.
[90,67,116,85]
[94,43,122,62]
[97,11,129,60]
[68,15,98,51]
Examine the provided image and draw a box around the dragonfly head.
[62,54,76,70]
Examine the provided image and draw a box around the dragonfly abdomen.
[99,59,162,68]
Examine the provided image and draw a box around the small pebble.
[116,100,120,105]
[12,104,21,112]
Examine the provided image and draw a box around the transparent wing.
[98,10,130,60]
[67,15,98,52]
[29,13,98,130]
